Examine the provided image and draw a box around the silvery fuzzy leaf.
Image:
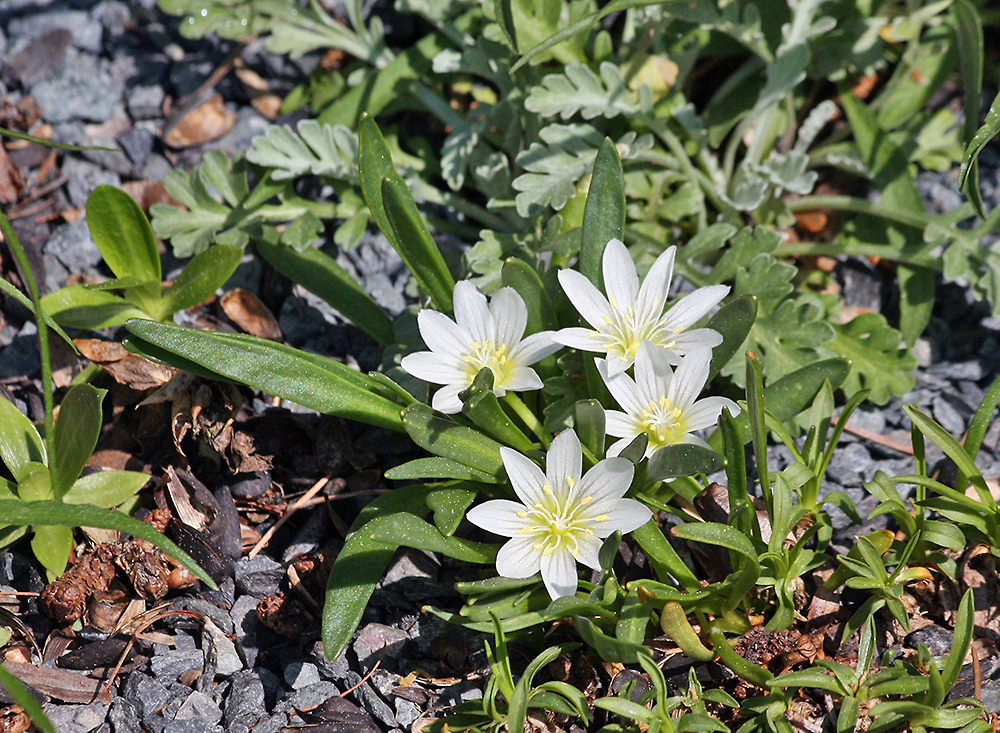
[247,120,359,182]
[525,62,653,121]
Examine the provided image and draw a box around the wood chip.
[76,339,177,391]
[0,143,25,205]
[121,179,177,212]
[2,662,112,703]
[163,94,236,148]
[220,288,282,340]
[235,67,282,120]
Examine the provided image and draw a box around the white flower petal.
[602,239,639,311]
[605,411,642,439]
[634,246,676,320]
[574,533,603,570]
[682,396,740,431]
[667,348,712,408]
[558,269,613,329]
[592,499,651,535]
[495,536,542,579]
[513,331,561,364]
[500,447,547,505]
[603,351,634,376]
[606,437,633,457]
[575,457,634,504]
[453,280,494,343]
[431,383,466,414]
[400,351,466,385]
[552,327,605,352]
[467,499,532,537]
[417,310,471,358]
[490,287,527,347]
[665,328,724,354]
[662,285,730,331]
[540,548,578,599]
[546,429,581,493]
[634,342,672,404]
[501,366,543,392]
[597,362,646,416]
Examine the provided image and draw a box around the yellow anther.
[566,477,576,488]
[595,515,608,521]
[580,496,593,505]
[543,484,554,495]
[517,511,527,518]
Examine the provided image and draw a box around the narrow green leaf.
[706,296,757,381]
[0,278,76,350]
[51,385,105,499]
[575,615,650,663]
[904,405,991,503]
[257,240,394,345]
[962,370,1000,466]
[959,89,1000,207]
[0,500,215,587]
[124,320,404,431]
[357,114,453,311]
[580,138,624,288]
[710,629,773,688]
[62,470,150,509]
[574,399,606,461]
[0,397,45,482]
[671,522,758,563]
[631,519,701,591]
[460,370,536,453]
[953,0,985,216]
[493,0,518,51]
[159,243,242,317]
[746,352,770,510]
[368,511,497,562]
[381,178,455,312]
[86,185,161,284]
[939,589,974,703]
[646,443,724,481]
[501,258,558,333]
[384,457,497,483]
[426,487,477,536]
[0,664,56,733]
[0,127,113,152]
[402,404,505,479]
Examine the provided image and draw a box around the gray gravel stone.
[231,594,266,668]
[224,670,265,729]
[162,723,222,733]
[44,219,102,271]
[173,691,222,725]
[40,701,108,732]
[174,598,233,634]
[203,619,243,676]
[117,127,154,166]
[33,50,121,123]
[0,322,39,380]
[283,661,321,690]
[7,10,102,54]
[235,570,283,598]
[124,674,172,722]
[348,678,397,729]
[353,623,409,672]
[126,84,166,120]
[932,394,967,436]
[108,698,140,733]
[394,698,421,729]
[904,624,953,656]
[150,648,204,681]
[63,157,121,210]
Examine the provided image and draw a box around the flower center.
[598,307,679,362]
[639,397,685,449]
[464,341,512,384]
[517,483,605,556]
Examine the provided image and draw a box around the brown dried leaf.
[164,94,236,148]
[0,144,24,205]
[234,67,282,120]
[76,339,176,391]
[219,288,282,340]
[121,179,178,211]
[2,661,112,703]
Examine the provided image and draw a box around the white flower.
[466,429,651,600]
[401,281,560,414]
[600,342,739,458]
[554,238,730,375]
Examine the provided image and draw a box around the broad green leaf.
[256,240,394,345]
[384,458,497,483]
[41,286,150,330]
[0,500,216,587]
[426,487,477,536]
[574,615,649,663]
[83,275,158,291]
[0,664,56,733]
[401,404,505,479]
[671,522,758,563]
[646,444,724,481]
[158,243,242,318]
[710,629,773,688]
[706,295,757,382]
[367,511,497,562]
[51,385,105,499]
[31,524,73,577]
[574,399,605,462]
[580,138,624,288]
[124,319,404,431]
[86,185,161,289]
[631,520,700,591]
[0,397,45,482]
[952,0,985,216]
[63,470,150,509]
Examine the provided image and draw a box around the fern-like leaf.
[525,62,653,121]
[247,120,359,182]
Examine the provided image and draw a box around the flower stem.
[503,393,551,448]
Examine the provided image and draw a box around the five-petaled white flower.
[554,238,730,375]
[466,429,651,600]
[600,342,740,458]
[401,280,561,414]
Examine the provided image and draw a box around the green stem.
[786,195,933,229]
[503,393,551,448]
[772,241,939,269]
[0,211,54,460]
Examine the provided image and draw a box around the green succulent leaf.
[159,244,243,318]
[0,397,46,483]
[51,385,105,500]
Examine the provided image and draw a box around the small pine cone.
[40,551,116,625]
